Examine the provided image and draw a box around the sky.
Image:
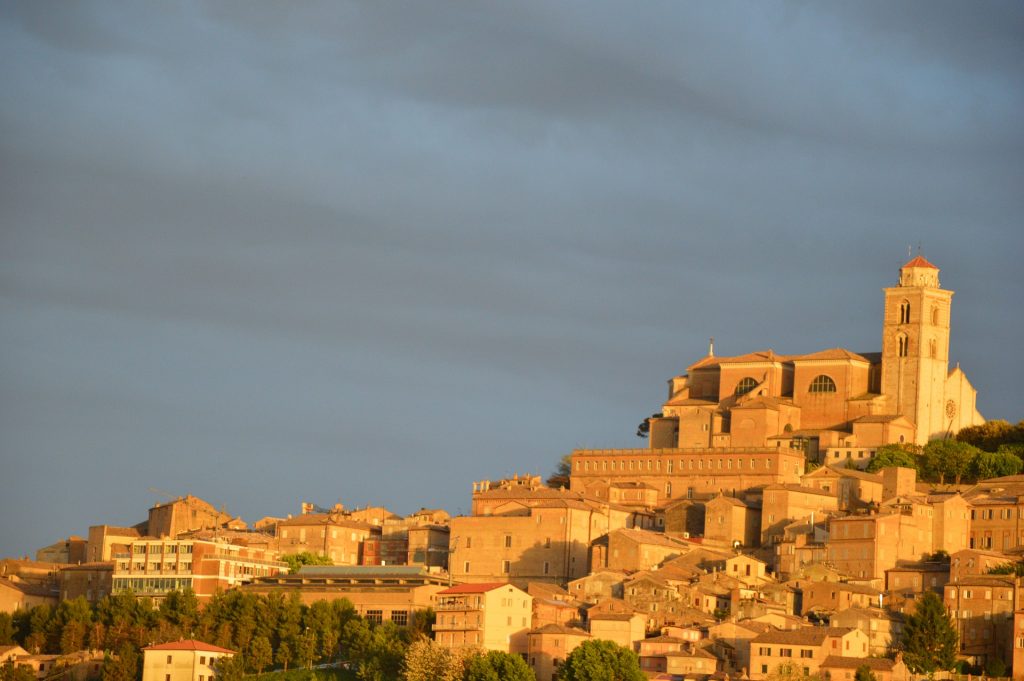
[1,1,1022,559]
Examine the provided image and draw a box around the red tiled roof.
[903,255,938,269]
[821,656,896,671]
[792,348,871,362]
[144,640,235,654]
[438,582,510,595]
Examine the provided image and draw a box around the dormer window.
[809,375,836,393]
[735,377,757,396]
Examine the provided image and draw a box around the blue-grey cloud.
[1,1,1022,557]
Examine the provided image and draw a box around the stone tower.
[880,256,954,444]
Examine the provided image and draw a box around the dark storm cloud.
[1,1,1022,557]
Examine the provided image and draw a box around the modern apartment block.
[433,582,532,655]
[111,538,285,602]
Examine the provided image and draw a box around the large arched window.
[809,375,837,393]
[734,377,758,396]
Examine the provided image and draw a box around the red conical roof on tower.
[902,255,938,269]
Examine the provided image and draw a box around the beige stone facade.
[242,566,447,624]
[275,513,376,565]
[944,575,1020,668]
[147,496,235,539]
[433,582,532,655]
[141,641,234,681]
[58,562,113,603]
[705,496,761,548]
[749,627,869,680]
[527,624,590,681]
[762,485,839,546]
[573,258,982,501]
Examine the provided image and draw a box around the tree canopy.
[546,454,573,488]
[900,591,957,678]
[864,444,921,473]
[280,552,333,573]
[557,639,644,681]
[956,419,1024,452]
[464,650,535,681]
[972,450,1022,480]
[922,439,979,485]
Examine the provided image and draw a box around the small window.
[735,377,757,396]
[809,375,836,393]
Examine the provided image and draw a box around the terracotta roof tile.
[144,640,235,654]
[792,349,872,362]
[903,255,938,269]
[438,582,512,595]
[752,627,854,645]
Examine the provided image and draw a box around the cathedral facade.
[570,257,984,500]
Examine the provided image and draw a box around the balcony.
[432,620,482,632]
[435,598,482,612]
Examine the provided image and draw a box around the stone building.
[275,513,377,566]
[944,575,1019,669]
[749,627,869,680]
[111,538,284,602]
[527,624,590,681]
[433,582,532,655]
[58,562,113,603]
[242,565,448,624]
[570,257,983,507]
[705,495,761,548]
[141,641,234,681]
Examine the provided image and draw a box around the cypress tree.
[901,591,957,678]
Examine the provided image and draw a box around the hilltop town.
[3,257,1023,681]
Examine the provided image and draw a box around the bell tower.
[880,256,954,444]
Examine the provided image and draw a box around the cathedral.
[645,255,984,464]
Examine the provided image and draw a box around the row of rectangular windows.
[577,457,775,473]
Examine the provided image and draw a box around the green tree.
[854,665,877,681]
[635,413,663,439]
[100,644,139,681]
[465,650,535,681]
[557,640,644,681]
[546,454,574,488]
[923,440,978,484]
[296,630,318,670]
[158,589,200,634]
[213,654,246,681]
[402,638,464,681]
[865,444,921,473]
[0,662,36,681]
[275,640,294,672]
[0,613,13,645]
[280,553,333,574]
[956,420,1024,452]
[973,450,1023,480]
[343,621,407,681]
[249,636,273,675]
[900,591,957,678]
[766,663,824,681]
[985,657,1007,677]
[407,608,435,641]
[987,562,1024,576]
